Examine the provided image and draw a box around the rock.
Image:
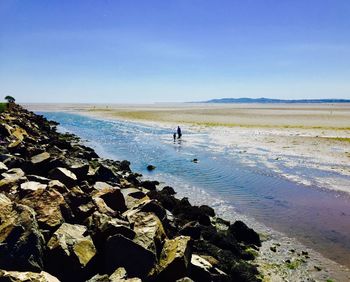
[48,179,69,194]
[0,195,45,271]
[109,267,142,282]
[20,181,47,193]
[228,221,261,247]
[26,174,51,184]
[189,254,228,282]
[99,188,127,212]
[69,163,90,180]
[147,164,156,171]
[92,185,127,214]
[20,188,70,229]
[120,160,131,172]
[96,164,119,183]
[140,180,159,191]
[176,278,194,282]
[104,234,156,279]
[1,167,25,180]
[156,236,192,281]
[86,273,110,282]
[180,221,201,240]
[0,270,60,282]
[46,223,97,281]
[190,254,212,281]
[129,211,166,255]
[0,161,8,173]
[162,186,176,195]
[86,211,135,249]
[199,205,215,217]
[49,167,77,188]
[31,152,51,165]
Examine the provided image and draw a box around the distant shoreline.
[200,98,350,104]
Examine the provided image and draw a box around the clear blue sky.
[1,0,349,103]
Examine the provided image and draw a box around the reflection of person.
[177,126,182,138]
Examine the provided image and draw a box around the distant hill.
[203,98,350,104]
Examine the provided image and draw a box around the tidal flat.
[27,103,350,281]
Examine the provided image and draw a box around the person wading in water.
[177,126,182,138]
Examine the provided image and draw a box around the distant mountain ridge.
[203,98,350,104]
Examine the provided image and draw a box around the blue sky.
[0,0,349,103]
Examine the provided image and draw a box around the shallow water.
[41,112,350,267]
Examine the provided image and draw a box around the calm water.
[41,112,350,267]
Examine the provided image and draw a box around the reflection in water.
[41,112,350,267]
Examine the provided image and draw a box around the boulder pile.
[0,104,262,281]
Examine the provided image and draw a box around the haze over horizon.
[1,1,350,103]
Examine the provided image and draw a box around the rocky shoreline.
[0,104,262,282]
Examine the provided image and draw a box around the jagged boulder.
[20,188,71,229]
[189,254,228,282]
[0,194,45,271]
[0,270,60,282]
[155,236,192,281]
[104,234,156,279]
[49,167,77,188]
[86,211,135,249]
[127,211,166,256]
[46,223,97,281]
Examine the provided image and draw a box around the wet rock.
[0,195,45,271]
[147,164,156,171]
[162,186,176,195]
[0,270,60,282]
[156,236,192,281]
[46,223,97,281]
[120,160,131,172]
[228,221,261,247]
[199,205,215,217]
[49,167,77,188]
[140,180,159,191]
[104,234,156,279]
